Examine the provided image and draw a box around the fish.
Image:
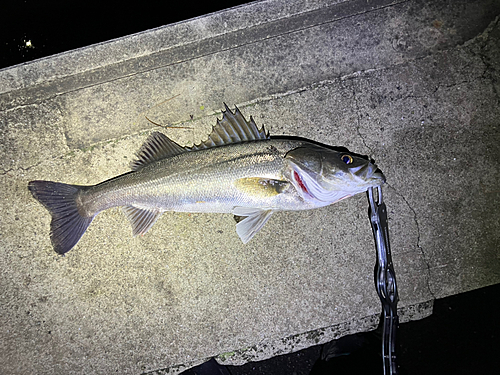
[28,104,385,254]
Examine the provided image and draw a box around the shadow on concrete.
[185,283,500,374]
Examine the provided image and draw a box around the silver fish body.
[29,105,385,254]
[83,140,313,215]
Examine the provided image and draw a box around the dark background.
[217,284,500,375]
[1,1,499,374]
[0,0,251,69]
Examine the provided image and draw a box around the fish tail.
[28,180,93,254]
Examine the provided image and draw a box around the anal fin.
[123,206,163,236]
[233,207,274,244]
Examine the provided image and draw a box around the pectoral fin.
[234,177,289,197]
[123,206,163,236]
[233,207,274,244]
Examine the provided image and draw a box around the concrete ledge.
[0,0,348,95]
[213,301,433,367]
[1,0,499,374]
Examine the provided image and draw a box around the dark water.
[0,0,250,69]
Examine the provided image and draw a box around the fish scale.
[28,104,385,254]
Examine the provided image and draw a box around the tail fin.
[28,181,94,254]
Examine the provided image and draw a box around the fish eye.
[341,154,353,164]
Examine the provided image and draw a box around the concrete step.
[1,0,499,373]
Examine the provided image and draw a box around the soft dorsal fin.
[131,132,186,171]
[190,104,269,151]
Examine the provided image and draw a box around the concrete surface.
[1,0,499,373]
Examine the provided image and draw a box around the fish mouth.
[350,163,386,183]
[372,168,386,183]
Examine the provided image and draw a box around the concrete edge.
[144,300,433,373]
[0,0,406,112]
[215,300,433,366]
[0,0,346,94]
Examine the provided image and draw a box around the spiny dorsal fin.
[190,104,269,151]
[131,132,186,171]
[132,105,269,169]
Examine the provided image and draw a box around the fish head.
[285,145,386,205]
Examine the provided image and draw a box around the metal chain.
[368,186,399,375]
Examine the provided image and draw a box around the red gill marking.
[293,170,309,194]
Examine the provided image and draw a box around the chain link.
[368,186,399,375]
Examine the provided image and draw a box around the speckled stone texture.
[1,0,499,373]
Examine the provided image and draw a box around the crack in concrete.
[475,17,500,100]
[386,183,436,300]
[350,81,374,158]
[0,167,14,176]
[1,160,44,176]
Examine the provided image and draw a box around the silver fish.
[28,104,385,254]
